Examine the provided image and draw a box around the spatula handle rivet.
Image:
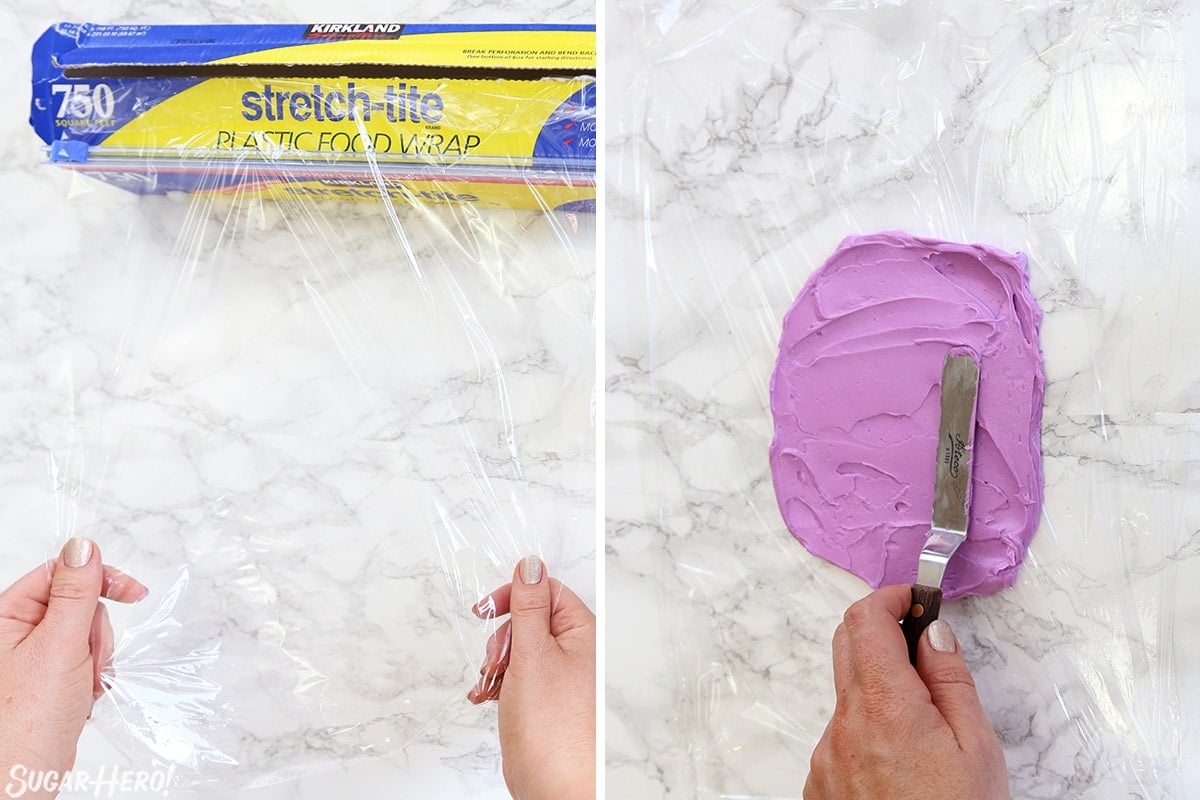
[912,603,925,618]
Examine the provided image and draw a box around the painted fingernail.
[474,594,497,619]
[519,556,542,585]
[477,665,497,695]
[928,619,957,653]
[104,570,150,602]
[63,537,94,568]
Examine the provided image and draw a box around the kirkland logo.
[303,23,405,40]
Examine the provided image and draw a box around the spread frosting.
[769,231,1045,598]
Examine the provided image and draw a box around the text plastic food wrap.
[16,148,594,789]
[606,1,1197,797]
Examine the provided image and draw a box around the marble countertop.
[0,2,594,798]
[607,2,1199,798]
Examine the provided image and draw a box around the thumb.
[39,537,104,647]
[916,619,993,743]
[507,556,553,655]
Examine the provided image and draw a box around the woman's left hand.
[0,537,148,798]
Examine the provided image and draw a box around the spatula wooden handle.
[901,584,943,666]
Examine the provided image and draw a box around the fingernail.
[63,537,94,568]
[519,556,542,585]
[104,570,150,602]
[928,619,957,653]
[479,664,499,693]
[474,594,497,619]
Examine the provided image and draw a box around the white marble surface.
[0,1,594,798]
[607,2,1199,798]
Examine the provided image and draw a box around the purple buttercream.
[769,231,1045,598]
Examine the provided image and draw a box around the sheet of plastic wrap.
[606,1,1198,797]
[5,141,594,790]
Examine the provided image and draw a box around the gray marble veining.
[0,2,594,798]
[607,2,1199,797]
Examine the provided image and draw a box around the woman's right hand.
[469,557,596,800]
[804,585,1009,800]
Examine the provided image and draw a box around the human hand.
[0,537,148,799]
[804,585,1009,800]
[468,557,595,800]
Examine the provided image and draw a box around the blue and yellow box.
[30,23,596,210]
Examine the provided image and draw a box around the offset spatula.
[900,352,980,666]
